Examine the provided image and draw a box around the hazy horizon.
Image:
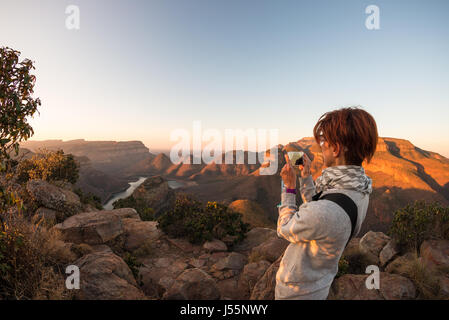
[3,0,449,157]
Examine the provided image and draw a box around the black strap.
[311,192,358,247]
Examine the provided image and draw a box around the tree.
[0,47,41,166]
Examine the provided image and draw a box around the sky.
[1,0,449,156]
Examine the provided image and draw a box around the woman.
[275,107,378,300]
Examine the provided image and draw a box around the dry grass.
[341,243,372,275]
[404,257,442,299]
[0,212,75,300]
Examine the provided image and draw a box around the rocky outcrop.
[238,260,271,299]
[212,252,248,271]
[73,251,146,300]
[162,268,221,300]
[420,240,449,269]
[329,273,416,300]
[122,219,163,251]
[250,254,282,300]
[359,231,391,265]
[130,175,175,217]
[27,179,83,219]
[233,227,278,253]
[53,208,140,245]
[228,199,275,228]
[250,237,289,263]
[139,256,189,299]
[379,240,399,267]
[203,239,228,253]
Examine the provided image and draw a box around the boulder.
[385,253,416,275]
[139,256,189,298]
[359,231,391,265]
[329,273,416,300]
[108,207,140,220]
[216,276,241,300]
[122,218,163,251]
[380,273,416,300]
[329,274,382,300]
[53,208,139,245]
[27,179,83,218]
[166,237,197,253]
[420,240,449,270]
[203,239,227,253]
[379,240,399,267]
[250,254,283,300]
[233,227,278,253]
[238,260,271,299]
[250,237,289,263]
[73,251,145,300]
[342,237,361,257]
[162,268,220,300]
[132,175,175,218]
[212,252,248,271]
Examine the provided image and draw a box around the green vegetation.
[389,200,449,252]
[16,149,79,184]
[336,257,349,278]
[73,188,103,210]
[123,252,142,280]
[113,196,155,221]
[0,47,41,165]
[157,194,250,244]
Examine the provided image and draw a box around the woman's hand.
[298,153,312,178]
[281,154,297,189]
[280,153,312,189]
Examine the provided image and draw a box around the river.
[103,177,185,210]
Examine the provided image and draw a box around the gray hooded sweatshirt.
[275,165,372,300]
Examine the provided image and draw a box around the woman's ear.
[332,143,342,158]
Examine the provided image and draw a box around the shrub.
[73,188,103,210]
[123,252,142,281]
[113,196,154,221]
[0,47,41,162]
[336,257,349,278]
[156,194,250,244]
[389,200,449,252]
[16,149,79,184]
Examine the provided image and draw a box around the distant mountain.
[20,139,155,179]
[18,137,449,235]
[126,151,262,182]
[141,137,449,235]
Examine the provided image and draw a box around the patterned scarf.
[315,165,373,195]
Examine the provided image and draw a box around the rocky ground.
[3,175,449,300]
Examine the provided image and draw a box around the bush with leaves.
[389,200,449,253]
[16,149,79,184]
[156,194,250,244]
[73,188,103,210]
[112,195,155,221]
[0,47,41,165]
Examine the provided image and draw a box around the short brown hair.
[313,107,378,166]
